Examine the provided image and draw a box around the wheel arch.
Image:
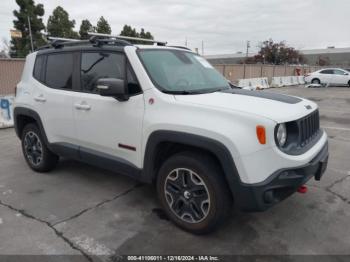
[14,107,49,145]
[142,130,241,196]
[311,78,321,83]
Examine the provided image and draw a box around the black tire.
[311,78,321,85]
[156,151,232,234]
[348,81,350,88]
[21,123,58,172]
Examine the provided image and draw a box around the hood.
[174,89,317,123]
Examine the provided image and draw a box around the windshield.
[138,49,230,94]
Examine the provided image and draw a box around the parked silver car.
[305,68,350,87]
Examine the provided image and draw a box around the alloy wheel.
[164,168,210,223]
[23,131,43,166]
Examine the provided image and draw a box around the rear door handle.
[34,95,46,102]
[74,102,91,111]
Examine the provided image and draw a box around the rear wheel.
[348,80,350,88]
[157,152,232,234]
[311,78,321,85]
[21,124,58,172]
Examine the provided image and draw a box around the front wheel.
[311,78,321,85]
[21,123,58,172]
[157,152,232,234]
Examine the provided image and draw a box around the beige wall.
[0,58,327,96]
[213,64,325,84]
[0,59,25,95]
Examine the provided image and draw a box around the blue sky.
[1,0,349,55]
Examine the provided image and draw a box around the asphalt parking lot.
[0,86,350,260]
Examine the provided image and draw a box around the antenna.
[88,32,167,46]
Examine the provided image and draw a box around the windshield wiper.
[162,90,203,95]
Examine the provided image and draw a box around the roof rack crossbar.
[88,32,167,46]
[167,45,191,51]
[48,37,80,42]
[90,36,132,47]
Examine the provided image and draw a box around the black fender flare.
[142,130,241,196]
[13,107,49,145]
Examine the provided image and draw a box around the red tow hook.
[297,185,308,194]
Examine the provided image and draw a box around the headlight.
[276,123,287,147]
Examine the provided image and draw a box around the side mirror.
[96,78,129,101]
[344,72,349,75]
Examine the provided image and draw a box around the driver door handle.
[74,102,91,111]
[34,94,46,102]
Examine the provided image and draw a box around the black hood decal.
[220,88,302,104]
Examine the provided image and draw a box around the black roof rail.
[36,36,131,51]
[36,34,186,51]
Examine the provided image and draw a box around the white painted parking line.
[322,126,350,132]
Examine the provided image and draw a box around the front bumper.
[234,141,329,212]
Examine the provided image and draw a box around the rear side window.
[320,70,333,74]
[45,53,74,90]
[33,55,45,82]
[81,52,125,93]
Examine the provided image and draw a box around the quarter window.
[127,64,142,95]
[45,53,74,90]
[81,52,125,93]
[33,55,45,82]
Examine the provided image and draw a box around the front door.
[332,69,349,86]
[72,51,145,168]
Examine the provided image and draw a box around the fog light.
[264,190,274,204]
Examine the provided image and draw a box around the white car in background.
[305,68,350,87]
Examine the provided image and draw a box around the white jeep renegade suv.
[14,35,329,234]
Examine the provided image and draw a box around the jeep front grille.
[298,110,320,147]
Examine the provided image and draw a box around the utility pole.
[201,40,204,55]
[246,40,250,58]
[27,15,34,52]
[185,37,187,47]
[243,40,250,79]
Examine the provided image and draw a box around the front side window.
[81,52,125,93]
[333,69,346,75]
[127,64,142,95]
[138,49,230,94]
[45,53,74,90]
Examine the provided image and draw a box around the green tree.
[120,25,154,44]
[11,0,46,58]
[79,19,95,39]
[47,6,79,39]
[96,16,111,34]
[253,39,305,65]
[139,28,153,40]
[120,25,138,38]
[317,56,330,66]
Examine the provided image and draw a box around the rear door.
[32,52,78,148]
[72,50,145,168]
